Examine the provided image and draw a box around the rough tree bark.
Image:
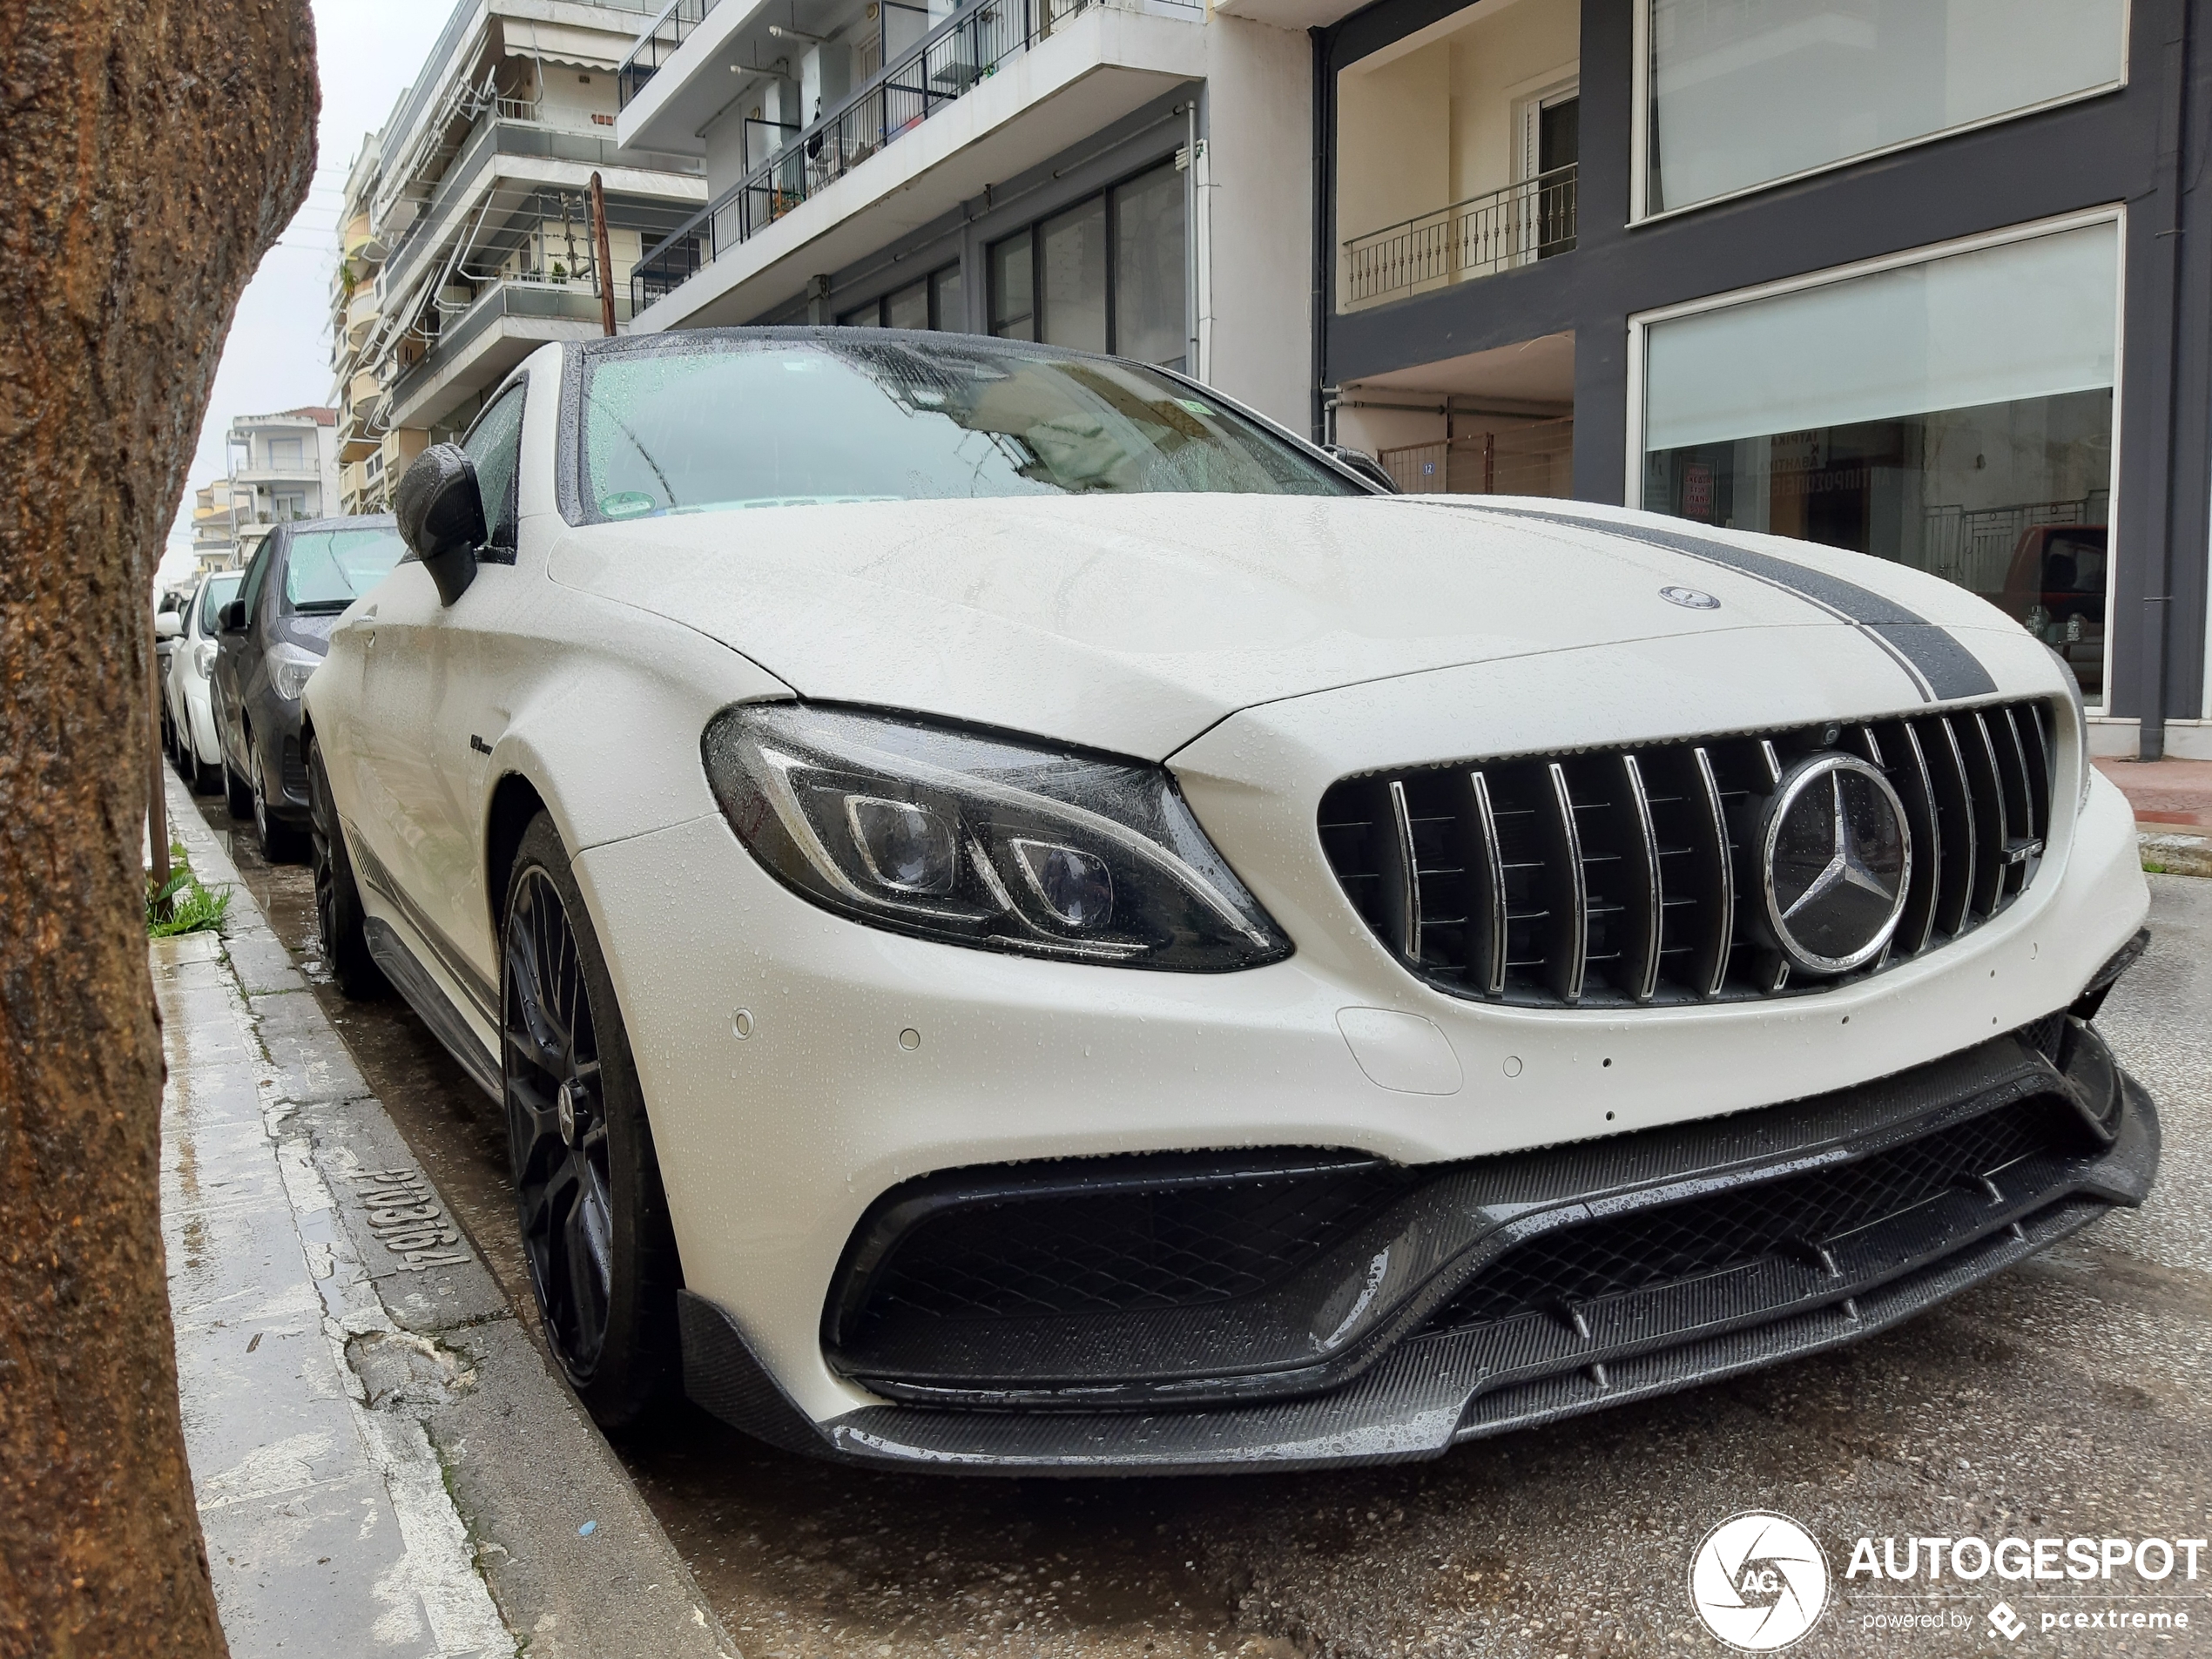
[0,4,316,1654]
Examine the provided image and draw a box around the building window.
[1635,218,2119,702]
[273,490,310,522]
[1642,0,2127,218]
[268,435,306,470]
[838,264,965,330]
[988,160,1186,368]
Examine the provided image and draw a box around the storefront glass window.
[1641,221,2118,699]
[988,161,1186,367]
[1646,0,2126,216]
[1112,163,1186,369]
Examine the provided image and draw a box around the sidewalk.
[2094,755,2212,875]
[157,768,736,1659]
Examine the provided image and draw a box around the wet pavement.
[185,770,2212,1657]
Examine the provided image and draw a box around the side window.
[463,384,527,557]
[236,542,273,629]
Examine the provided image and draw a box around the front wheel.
[501,813,680,1428]
[307,736,388,1001]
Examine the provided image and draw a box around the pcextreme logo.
[1689,1512,1832,1650]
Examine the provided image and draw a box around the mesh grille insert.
[1318,701,2058,1007]
[1425,1096,2087,1334]
[850,1162,1413,1329]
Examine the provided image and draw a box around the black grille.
[1425,1096,2087,1334]
[1318,701,2057,1007]
[837,1155,1412,1333]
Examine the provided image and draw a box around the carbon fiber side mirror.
[395,442,486,606]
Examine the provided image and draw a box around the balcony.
[618,0,721,109]
[344,287,380,344]
[629,0,1200,326]
[375,113,705,313]
[1342,165,1576,312]
[387,278,640,428]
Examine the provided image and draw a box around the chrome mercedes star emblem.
[556,1079,580,1147]
[1760,754,1912,974]
[1659,586,1721,610]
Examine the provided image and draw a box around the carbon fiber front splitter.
[677,1026,2156,1476]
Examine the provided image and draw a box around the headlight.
[702,703,1292,971]
[266,642,322,702]
[192,640,216,678]
[2046,644,2092,812]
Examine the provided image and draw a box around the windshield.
[283,527,406,611]
[576,337,1359,522]
[196,572,243,633]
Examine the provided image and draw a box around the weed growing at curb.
[148,840,233,937]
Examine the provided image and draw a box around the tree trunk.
[0,5,316,1654]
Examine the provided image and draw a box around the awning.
[500,20,624,71]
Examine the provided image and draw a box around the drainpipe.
[1310,25,1330,442]
[1183,98,1202,380]
[2140,0,2193,761]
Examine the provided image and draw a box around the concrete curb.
[2139,829,2212,878]
[160,767,738,1659]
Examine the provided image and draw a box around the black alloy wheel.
[252,746,307,863]
[501,813,678,1426]
[306,736,388,1001]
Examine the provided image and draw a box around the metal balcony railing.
[1342,165,1577,310]
[631,0,1197,315]
[619,0,722,109]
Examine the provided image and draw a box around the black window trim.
[459,375,529,565]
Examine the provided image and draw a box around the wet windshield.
[576,336,1359,522]
[283,527,407,611]
[196,572,243,633]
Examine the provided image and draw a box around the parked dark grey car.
[212,515,405,860]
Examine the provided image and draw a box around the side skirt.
[364,915,502,1101]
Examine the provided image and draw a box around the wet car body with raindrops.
[299,327,2156,1473]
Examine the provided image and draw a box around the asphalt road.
[185,775,2211,1658]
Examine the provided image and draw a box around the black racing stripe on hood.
[1439,503,1998,702]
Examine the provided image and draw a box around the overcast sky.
[158,0,462,587]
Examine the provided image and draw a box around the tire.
[307,736,388,1001]
[252,746,308,863]
[224,756,253,819]
[501,813,680,1428]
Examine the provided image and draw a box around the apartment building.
[226,408,341,564]
[1310,0,2211,761]
[610,0,1316,426]
[330,0,711,511]
[190,479,248,574]
[603,0,2211,762]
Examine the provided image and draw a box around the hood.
[545,493,2008,760]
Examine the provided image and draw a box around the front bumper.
[678,1016,2155,1474]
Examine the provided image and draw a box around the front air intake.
[1317,701,2057,1008]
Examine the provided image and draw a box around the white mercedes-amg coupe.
[303,329,2155,1473]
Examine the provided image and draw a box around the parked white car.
[303,330,2156,1473]
[165,569,244,792]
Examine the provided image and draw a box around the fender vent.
[1318,702,2056,1008]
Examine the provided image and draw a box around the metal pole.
[148,628,169,894]
[590,172,618,337]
